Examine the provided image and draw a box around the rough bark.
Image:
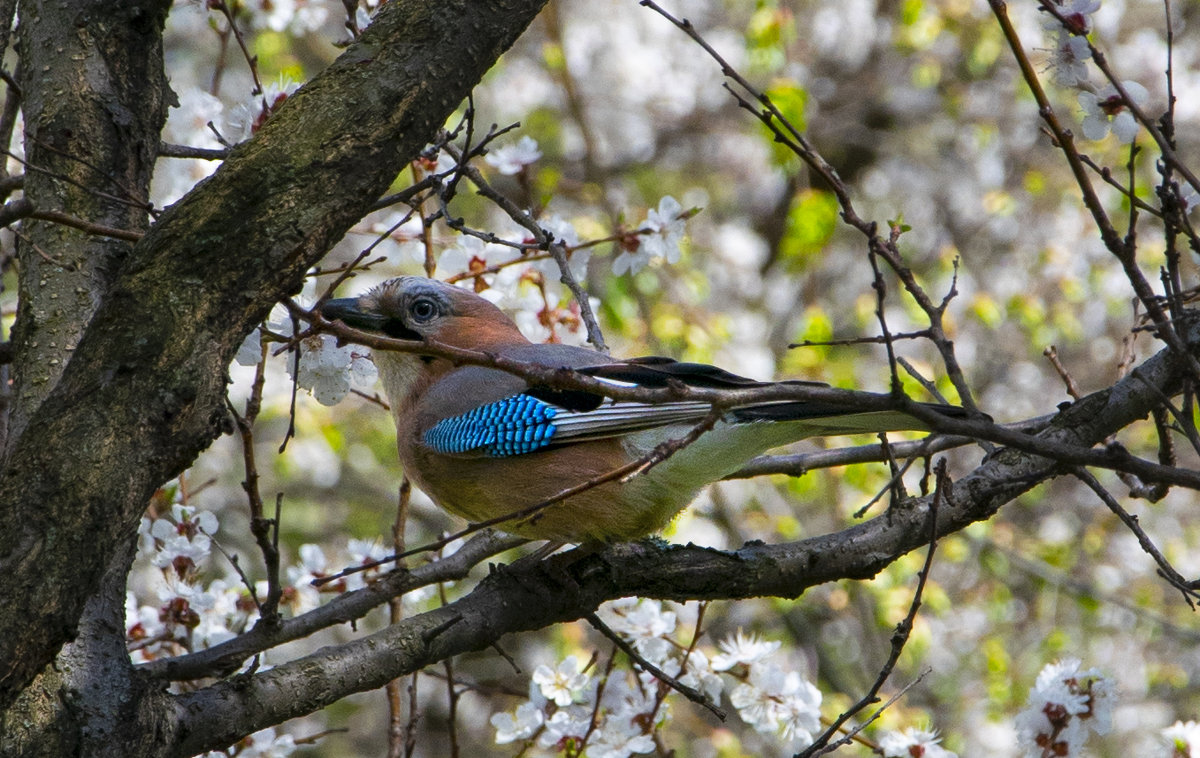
[0,0,173,724]
[7,0,170,448]
[0,0,550,740]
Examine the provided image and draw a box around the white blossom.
[224,77,301,143]
[589,716,656,758]
[285,543,329,613]
[600,598,676,640]
[173,504,218,535]
[126,592,167,663]
[346,538,388,566]
[640,195,687,263]
[537,706,592,749]
[611,246,652,276]
[156,89,225,204]
[485,135,542,175]
[290,334,377,406]
[435,235,519,280]
[602,669,659,721]
[729,661,822,743]
[673,649,725,702]
[1164,720,1200,758]
[1079,81,1149,143]
[1014,659,1114,757]
[193,580,242,648]
[150,528,212,571]
[710,629,782,671]
[137,517,157,556]
[235,327,263,366]
[539,213,581,249]
[147,506,217,573]
[490,701,544,744]
[536,213,590,281]
[1047,31,1091,87]
[1041,0,1100,35]
[233,727,298,758]
[162,88,225,148]
[157,573,216,618]
[1175,186,1200,217]
[599,598,677,659]
[369,211,427,264]
[532,655,590,707]
[879,727,957,758]
[613,195,690,274]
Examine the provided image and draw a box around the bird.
[319,276,964,544]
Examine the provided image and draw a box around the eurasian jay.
[320,277,962,544]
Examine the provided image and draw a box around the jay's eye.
[409,298,438,323]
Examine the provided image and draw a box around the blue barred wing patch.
[423,395,559,457]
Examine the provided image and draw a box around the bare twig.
[386,477,412,758]
[3,149,154,214]
[158,142,230,161]
[0,198,145,242]
[790,329,932,349]
[1044,346,1083,400]
[585,611,726,719]
[209,1,264,96]
[1072,467,1200,606]
[799,461,947,756]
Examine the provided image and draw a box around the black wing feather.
[582,357,771,389]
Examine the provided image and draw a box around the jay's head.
[320,276,528,350]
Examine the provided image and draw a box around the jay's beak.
[320,298,387,333]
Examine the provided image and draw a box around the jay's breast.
[401,437,696,543]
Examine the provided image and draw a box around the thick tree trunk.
[7,0,170,447]
[1,0,172,719]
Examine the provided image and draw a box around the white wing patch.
[549,400,717,442]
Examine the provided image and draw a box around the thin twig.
[790,329,932,349]
[386,477,412,758]
[585,612,725,719]
[1043,346,1083,400]
[0,198,145,242]
[1072,467,1200,606]
[209,0,264,95]
[799,460,947,756]
[3,149,154,213]
[159,142,230,161]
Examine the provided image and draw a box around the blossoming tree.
[1,1,1200,757]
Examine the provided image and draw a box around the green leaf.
[779,189,837,269]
